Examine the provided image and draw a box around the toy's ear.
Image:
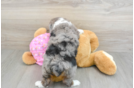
[34,28,47,38]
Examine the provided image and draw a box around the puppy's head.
[49,17,60,32]
[50,64,64,77]
[49,17,72,31]
[49,17,79,38]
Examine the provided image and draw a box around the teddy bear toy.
[22,27,117,82]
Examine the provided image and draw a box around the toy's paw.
[72,80,80,87]
[35,81,44,88]
[78,29,84,35]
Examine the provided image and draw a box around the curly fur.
[42,17,79,87]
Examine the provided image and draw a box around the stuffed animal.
[22,27,117,82]
[76,30,117,75]
[22,28,49,65]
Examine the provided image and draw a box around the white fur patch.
[53,18,72,29]
[35,81,44,88]
[102,51,117,69]
[72,80,80,87]
[78,29,84,35]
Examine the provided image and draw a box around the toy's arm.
[34,28,47,38]
[84,30,99,52]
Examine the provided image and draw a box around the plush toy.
[22,27,117,82]
[76,30,117,75]
[22,28,49,65]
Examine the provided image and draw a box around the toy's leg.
[22,52,36,65]
[77,50,117,75]
[76,52,96,67]
[34,28,47,38]
[94,51,117,75]
[84,30,99,52]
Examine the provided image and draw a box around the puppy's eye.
[50,32,56,37]
[61,41,67,47]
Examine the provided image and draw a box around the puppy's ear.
[49,24,53,31]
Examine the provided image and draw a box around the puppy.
[35,17,83,87]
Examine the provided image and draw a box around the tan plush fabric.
[34,28,47,38]
[76,30,116,75]
[22,51,36,65]
[94,51,117,75]
[76,30,99,67]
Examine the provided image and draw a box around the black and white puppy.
[35,17,83,87]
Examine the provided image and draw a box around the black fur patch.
[68,42,74,46]
[50,65,63,77]
[57,70,62,77]
[46,44,60,56]
[63,55,76,66]
[55,69,62,77]
[75,45,79,56]
[61,41,67,47]
[43,73,50,79]
[50,32,56,37]
[75,50,77,56]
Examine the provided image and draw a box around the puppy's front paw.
[72,80,80,87]
[35,81,44,88]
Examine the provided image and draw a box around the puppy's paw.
[72,80,80,87]
[35,81,44,88]
[78,29,84,35]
